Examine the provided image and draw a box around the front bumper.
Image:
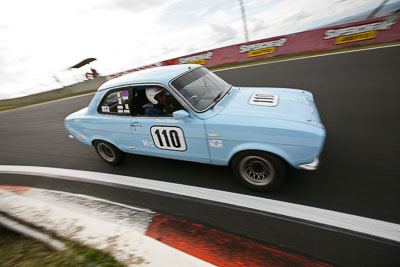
[298,158,319,170]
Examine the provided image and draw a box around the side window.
[132,87,183,117]
[98,88,131,115]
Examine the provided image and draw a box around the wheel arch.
[227,143,293,168]
[90,136,119,148]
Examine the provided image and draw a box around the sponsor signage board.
[107,15,400,80]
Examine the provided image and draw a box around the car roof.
[98,64,201,91]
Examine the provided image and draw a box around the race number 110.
[150,126,187,151]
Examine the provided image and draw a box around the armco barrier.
[108,15,400,79]
[0,77,106,106]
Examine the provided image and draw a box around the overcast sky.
[0,0,386,99]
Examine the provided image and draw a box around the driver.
[143,87,165,115]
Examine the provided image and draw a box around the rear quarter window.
[98,88,131,116]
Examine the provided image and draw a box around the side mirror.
[172,110,190,119]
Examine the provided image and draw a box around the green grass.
[0,226,124,267]
[209,40,400,71]
[0,89,96,112]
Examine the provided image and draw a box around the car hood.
[219,87,322,126]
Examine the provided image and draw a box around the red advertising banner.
[108,15,400,79]
[108,63,162,80]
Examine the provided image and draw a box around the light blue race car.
[65,64,325,191]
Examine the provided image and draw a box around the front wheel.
[94,140,125,165]
[231,151,287,191]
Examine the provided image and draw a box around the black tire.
[93,140,125,165]
[231,151,287,191]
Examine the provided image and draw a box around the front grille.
[249,93,279,107]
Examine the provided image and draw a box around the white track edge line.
[213,43,400,72]
[31,189,155,214]
[0,165,399,243]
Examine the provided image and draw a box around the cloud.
[283,11,311,24]
[0,55,7,74]
[209,24,238,43]
[161,45,181,56]
[250,18,269,33]
[114,0,165,11]
[95,0,174,12]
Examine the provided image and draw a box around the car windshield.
[171,67,231,111]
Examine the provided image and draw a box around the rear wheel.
[94,140,125,165]
[231,151,286,191]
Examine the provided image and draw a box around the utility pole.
[239,0,249,42]
[367,0,390,19]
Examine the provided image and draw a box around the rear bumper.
[298,158,319,170]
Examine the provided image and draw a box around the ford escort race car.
[65,64,325,191]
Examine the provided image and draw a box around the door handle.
[130,122,142,127]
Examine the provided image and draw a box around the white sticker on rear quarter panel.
[209,140,223,148]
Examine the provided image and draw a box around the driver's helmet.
[146,87,163,105]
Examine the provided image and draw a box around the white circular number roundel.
[150,126,187,151]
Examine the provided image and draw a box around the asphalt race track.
[1,45,400,266]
